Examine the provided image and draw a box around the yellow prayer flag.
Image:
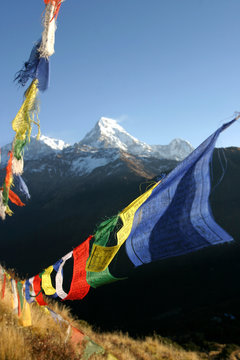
[117,182,159,246]
[12,80,39,141]
[107,354,119,360]
[86,181,160,272]
[19,299,32,327]
[41,266,56,295]
[86,244,121,272]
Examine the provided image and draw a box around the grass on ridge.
[0,270,238,359]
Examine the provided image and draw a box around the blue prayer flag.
[125,119,237,266]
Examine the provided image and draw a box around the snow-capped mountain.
[23,135,70,160]
[0,135,70,163]
[0,117,194,177]
[79,117,194,161]
[37,135,70,151]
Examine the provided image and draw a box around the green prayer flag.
[17,282,24,311]
[86,216,120,288]
[83,337,105,360]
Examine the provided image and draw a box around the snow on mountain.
[0,117,194,177]
[38,135,69,151]
[79,117,194,160]
[0,135,70,164]
[23,135,70,160]
[70,150,120,176]
[151,138,194,161]
[79,117,153,155]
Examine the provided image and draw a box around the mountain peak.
[79,116,145,153]
[0,135,70,165]
[37,135,70,151]
[79,117,193,160]
[98,117,119,128]
[97,117,133,143]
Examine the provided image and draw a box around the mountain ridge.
[0,117,194,170]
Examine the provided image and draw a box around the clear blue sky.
[1,0,240,148]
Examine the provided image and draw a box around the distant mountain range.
[1,117,194,177]
[0,117,240,343]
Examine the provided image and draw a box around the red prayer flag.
[16,280,21,317]
[44,0,62,20]
[5,152,13,189]
[33,275,47,306]
[1,273,6,299]
[8,189,25,207]
[71,326,85,346]
[64,236,92,301]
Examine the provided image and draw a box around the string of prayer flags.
[1,0,64,220]
[0,79,39,218]
[2,118,237,313]
[125,118,237,266]
[0,266,120,356]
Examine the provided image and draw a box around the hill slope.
[0,269,211,360]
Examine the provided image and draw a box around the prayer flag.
[55,251,73,299]
[33,275,47,306]
[64,236,92,300]
[41,265,56,296]
[125,119,237,266]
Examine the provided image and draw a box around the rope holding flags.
[0,0,63,220]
